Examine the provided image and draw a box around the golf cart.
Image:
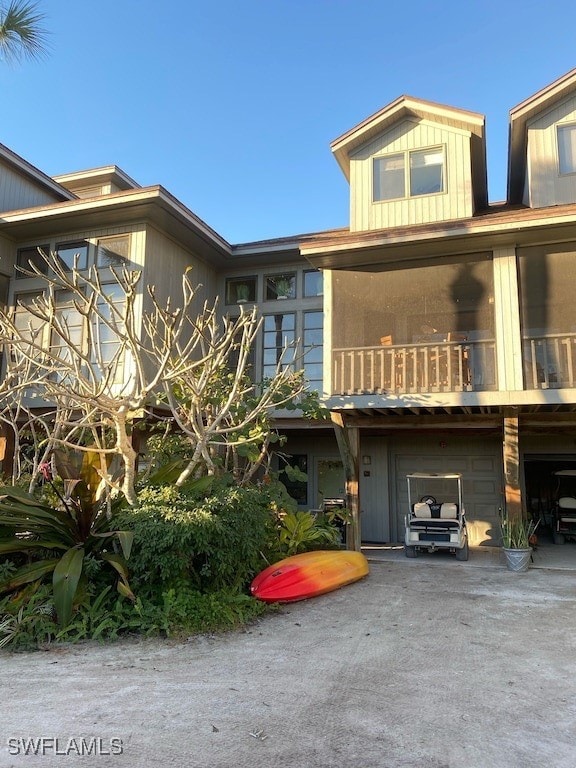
[551,469,576,544]
[404,472,469,560]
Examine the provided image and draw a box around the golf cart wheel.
[455,540,469,561]
[553,531,565,545]
[404,545,418,558]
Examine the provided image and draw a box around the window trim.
[372,145,446,203]
[16,244,51,278]
[265,272,297,301]
[55,239,90,272]
[557,122,576,176]
[225,275,258,305]
[303,269,324,298]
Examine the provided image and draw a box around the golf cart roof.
[406,473,462,479]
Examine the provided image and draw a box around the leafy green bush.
[0,485,133,626]
[0,581,267,650]
[276,511,342,557]
[116,484,277,592]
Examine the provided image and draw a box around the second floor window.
[373,147,445,202]
[303,311,323,393]
[265,273,296,301]
[263,312,296,378]
[557,124,576,175]
[16,245,50,278]
[304,270,323,297]
[55,240,89,271]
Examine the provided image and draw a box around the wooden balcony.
[523,333,576,389]
[332,339,497,396]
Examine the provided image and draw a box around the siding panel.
[0,160,62,211]
[350,118,474,232]
[526,94,576,207]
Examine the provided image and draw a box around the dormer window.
[373,146,445,202]
[557,123,576,175]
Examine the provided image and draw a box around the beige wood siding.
[349,118,474,232]
[142,226,217,320]
[0,234,16,275]
[0,160,63,212]
[524,94,576,207]
[492,246,523,391]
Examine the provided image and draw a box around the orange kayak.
[250,550,369,603]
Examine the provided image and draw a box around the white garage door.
[393,437,503,545]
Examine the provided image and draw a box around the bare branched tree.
[0,253,316,501]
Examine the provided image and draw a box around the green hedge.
[116,484,276,592]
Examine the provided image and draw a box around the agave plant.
[0,450,134,627]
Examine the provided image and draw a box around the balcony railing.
[523,333,576,389]
[332,339,497,396]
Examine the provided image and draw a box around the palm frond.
[0,1,49,63]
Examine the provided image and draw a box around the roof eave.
[0,142,76,203]
[331,96,485,181]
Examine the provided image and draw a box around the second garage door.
[392,436,503,546]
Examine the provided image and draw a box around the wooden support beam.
[330,412,361,551]
[503,408,522,520]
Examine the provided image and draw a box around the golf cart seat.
[412,502,460,520]
[558,497,576,523]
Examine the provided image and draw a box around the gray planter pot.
[503,547,532,572]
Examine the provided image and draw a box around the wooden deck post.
[503,408,522,520]
[330,412,361,551]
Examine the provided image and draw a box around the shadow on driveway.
[3,559,576,767]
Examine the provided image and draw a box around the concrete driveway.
[2,555,576,768]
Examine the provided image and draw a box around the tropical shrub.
[0,581,267,650]
[0,465,134,627]
[276,511,342,557]
[116,483,277,591]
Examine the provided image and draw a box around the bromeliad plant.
[0,449,134,627]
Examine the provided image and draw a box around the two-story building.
[3,68,576,549]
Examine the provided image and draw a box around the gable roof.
[53,166,141,194]
[508,67,576,203]
[0,142,76,203]
[330,95,486,181]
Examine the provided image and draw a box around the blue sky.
[2,0,576,243]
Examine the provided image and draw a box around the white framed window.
[373,154,405,201]
[373,146,445,202]
[557,123,576,175]
[410,148,444,196]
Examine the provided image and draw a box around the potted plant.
[500,509,539,572]
[274,276,293,300]
[235,283,250,304]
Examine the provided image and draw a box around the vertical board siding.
[492,247,523,391]
[350,119,474,232]
[0,234,15,274]
[0,161,63,211]
[143,226,218,321]
[526,94,576,207]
